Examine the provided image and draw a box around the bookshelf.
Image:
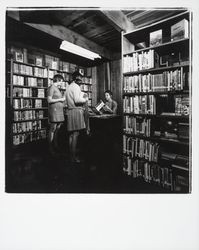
[6,45,94,146]
[122,11,191,192]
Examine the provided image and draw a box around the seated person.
[102,90,118,114]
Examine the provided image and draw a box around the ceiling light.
[60,41,101,61]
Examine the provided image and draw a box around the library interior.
[5,8,191,193]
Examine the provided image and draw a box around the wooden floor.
[5,139,171,194]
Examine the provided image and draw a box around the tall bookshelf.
[6,44,94,147]
[122,11,191,192]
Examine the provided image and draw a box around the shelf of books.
[6,45,94,146]
[122,11,191,192]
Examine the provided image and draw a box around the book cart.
[122,11,191,192]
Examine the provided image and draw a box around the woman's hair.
[53,74,64,83]
[72,71,83,81]
[105,90,113,96]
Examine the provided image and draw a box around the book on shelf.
[13,99,33,109]
[123,135,159,162]
[13,110,45,121]
[62,61,70,72]
[124,116,151,137]
[149,29,162,47]
[123,68,186,93]
[44,54,53,68]
[13,63,33,75]
[13,129,47,145]
[123,157,174,190]
[175,95,189,116]
[15,51,24,62]
[35,56,43,67]
[174,174,189,192]
[135,42,146,50]
[123,95,156,114]
[86,67,92,77]
[52,60,59,70]
[10,46,24,62]
[178,122,189,139]
[27,53,35,65]
[123,50,157,73]
[171,19,189,41]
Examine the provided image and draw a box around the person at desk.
[102,90,118,114]
[65,71,88,163]
[47,74,66,155]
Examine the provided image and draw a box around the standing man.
[65,71,88,163]
[47,74,66,155]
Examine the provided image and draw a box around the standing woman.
[65,71,88,163]
[47,74,66,155]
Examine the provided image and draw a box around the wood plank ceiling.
[12,9,186,55]
[122,9,185,28]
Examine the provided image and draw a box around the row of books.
[13,99,45,109]
[123,95,156,114]
[123,50,158,72]
[13,63,48,78]
[13,87,45,98]
[123,135,159,162]
[13,75,45,87]
[13,130,47,145]
[80,84,92,92]
[13,110,45,121]
[123,68,186,93]
[11,46,92,77]
[175,95,189,116]
[124,116,151,136]
[123,158,173,190]
[13,120,44,133]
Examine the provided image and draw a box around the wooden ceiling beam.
[99,10,136,33]
[7,11,116,60]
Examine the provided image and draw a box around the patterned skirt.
[67,108,86,131]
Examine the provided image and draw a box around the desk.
[87,114,123,182]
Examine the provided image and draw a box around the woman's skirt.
[67,108,86,131]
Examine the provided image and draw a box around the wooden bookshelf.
[122,11,191,192]
[6,44,94,147]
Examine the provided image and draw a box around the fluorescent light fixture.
[60,41,101,61]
